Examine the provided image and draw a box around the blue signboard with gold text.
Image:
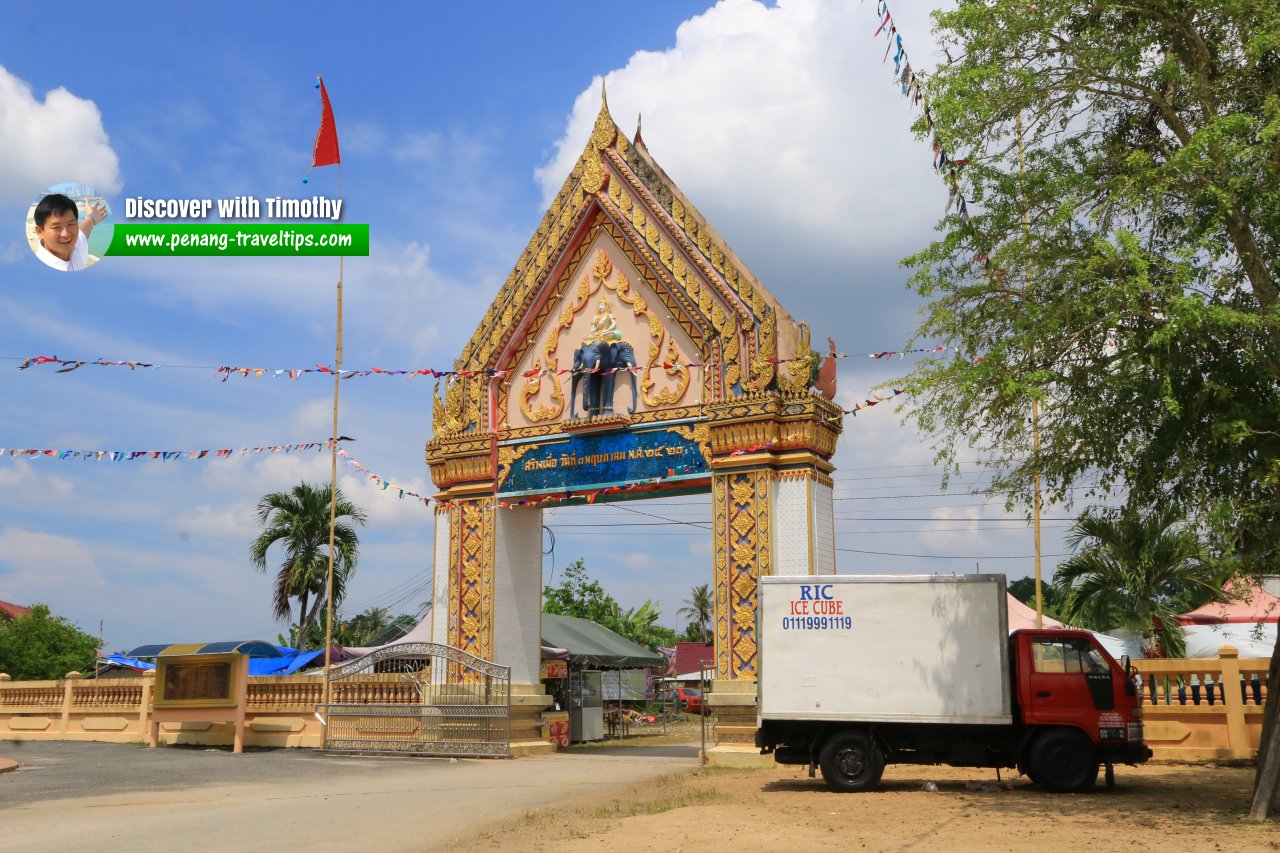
[497,424,708,495]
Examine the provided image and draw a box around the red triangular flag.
[312,76,341,167]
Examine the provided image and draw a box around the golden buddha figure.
[583,298,623,345]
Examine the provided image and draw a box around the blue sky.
[0,1,1083,654]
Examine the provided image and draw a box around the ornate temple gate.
[425,91,843,757]
[320,643,511,757]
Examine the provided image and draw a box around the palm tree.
[678,584,713,643]
[1053,506,1225,658]
[249,482,367,648]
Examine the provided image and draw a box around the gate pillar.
[706,391,842,757]
[429,499,543,687]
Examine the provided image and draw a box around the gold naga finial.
[591,78,618,150]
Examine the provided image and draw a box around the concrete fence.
[1133,645,1271,762]
[1,644,1272,761]
[0,671,337,748]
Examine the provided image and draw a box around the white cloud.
[535,0,945,277]
[0,526,105,596]
[0,65,121,203]
[0,463,74,503]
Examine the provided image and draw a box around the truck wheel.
[819,731,885,792]
[1030,729,1099,793]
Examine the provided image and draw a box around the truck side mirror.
[1120,654,1137,697]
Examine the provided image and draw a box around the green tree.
[677,583,713,643]
[542,560,619,625]
[1006,576,1062,619]
[1052,507,1225,657]
[542,560,677,649]
[607,599,678,649]
[903,1,1280,542]
[250,481,367,649]
[896,2,1280,815]
[0,604,98,680]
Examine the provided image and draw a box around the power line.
[837,547,1070,560]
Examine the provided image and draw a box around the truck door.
[1021,635,1115,730]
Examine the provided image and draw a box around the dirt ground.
[452,724,1278,852]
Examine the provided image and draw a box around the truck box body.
[759,574,1011,725]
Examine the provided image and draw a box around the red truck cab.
[1011,629,1151,790]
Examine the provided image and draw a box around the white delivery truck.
[755,575,1149,792]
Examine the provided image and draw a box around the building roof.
[672,641,714,676]
[0,600,32,621]
[124,640,283,658]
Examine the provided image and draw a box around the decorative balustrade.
[1131,646,1270,762]
[71,683,144,708]
[0,682,64,707]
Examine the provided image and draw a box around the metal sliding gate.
[319,642,511,757]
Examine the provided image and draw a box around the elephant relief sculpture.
[570,298,639,418]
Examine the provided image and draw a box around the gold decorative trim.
[668,421,712,466]
[451,498,496,673]
[496,442,541,486]
[519,360,565,423]
[713,470,770,680]
[780,321,814,392]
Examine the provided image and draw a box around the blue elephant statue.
[570,340,639,418]
[611,341,639,415]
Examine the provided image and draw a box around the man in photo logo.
[33,193,107,271]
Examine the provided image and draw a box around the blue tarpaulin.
[113,645,328,676]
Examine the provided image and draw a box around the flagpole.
[315,74,343,714]
[323,161,343,711]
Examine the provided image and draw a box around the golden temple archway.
[425,92,843,754]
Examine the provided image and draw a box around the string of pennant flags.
[337,446,431,506]
[0,441,330,462]
[866,0,974,221]
[12,345,949,381]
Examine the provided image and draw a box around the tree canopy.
[1053,506,1225,657]
[678,584,713,643]
[902,0,1279,817]
[542,560,678,649]
[903,1,1279,554]
[249,481,367,648]
[0,604,98,681]
[1006,576,1062,618]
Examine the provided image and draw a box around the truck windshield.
[1032,638,1109,675]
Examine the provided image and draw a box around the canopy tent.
[339,611,434,657]
[1176,584,1280,625]
[1181,623,1276,658]
[1005,594,1136,660]
[540,613,666,668]
[541,644,570,660]
[1175,584,1279,658]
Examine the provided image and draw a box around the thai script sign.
[498,426,707,495]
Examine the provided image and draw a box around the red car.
[659,687,704,714]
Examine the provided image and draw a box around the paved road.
[0,741,699,852]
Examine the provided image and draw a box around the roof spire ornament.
[591,80,617,150]
[635,112,644,146]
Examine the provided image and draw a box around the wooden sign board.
[154,653,244,708]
